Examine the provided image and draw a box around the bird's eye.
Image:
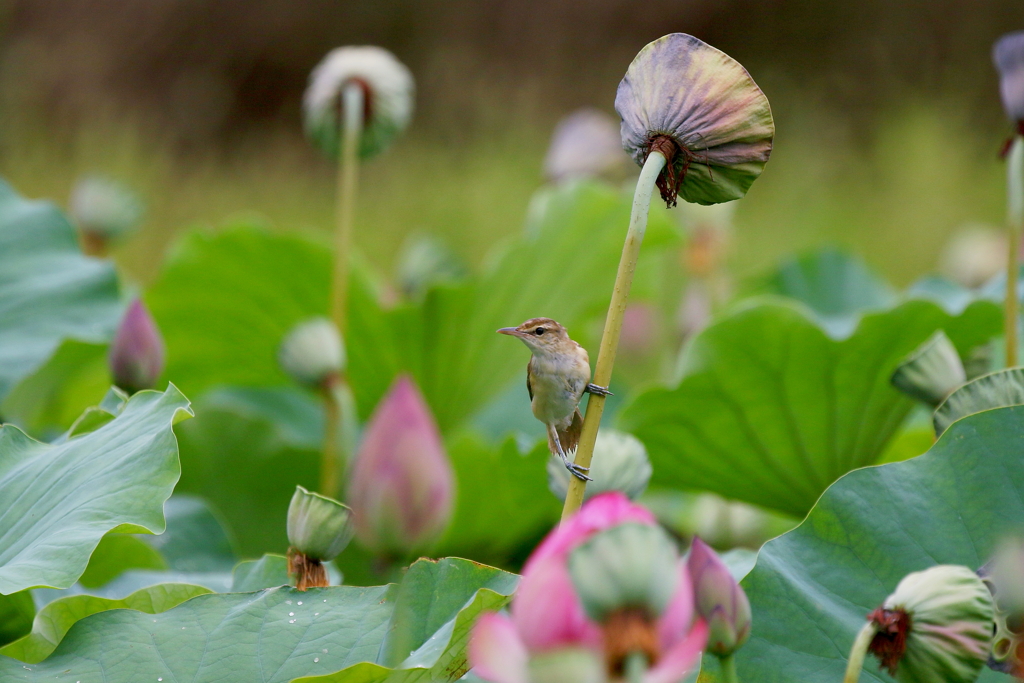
[534,327,546,336]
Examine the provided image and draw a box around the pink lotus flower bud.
[346,375,454,557]
[686,537,751,657]
[471,493,708,683]
[108,298,165,394]
[994,31,1024,130]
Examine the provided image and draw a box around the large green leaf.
[620,297,1000,516]
[0,557,517,683]
[144,494,238,573]
[0,178,121,404]
[718,405,1024,683]
[148,181,675,433]
[0,386,193,594]
[933,367,1024,435]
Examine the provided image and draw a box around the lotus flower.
[615,33,774,207]
[994,31,1024,131]
[346,375,454,557]
[470,493,708,683]
[304,46,414,159]
[544,108,625,184]
[108,298,165,394]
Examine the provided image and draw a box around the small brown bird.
[497,317,612,481]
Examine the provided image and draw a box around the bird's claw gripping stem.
[586,383,613,397]
[560,451,592,481]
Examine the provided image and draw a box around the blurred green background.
[0,0,1020,287]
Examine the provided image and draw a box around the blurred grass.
[0,93,1011,290]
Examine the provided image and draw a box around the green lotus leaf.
[0,178,121,405]
[144,495,237,573]
[77,533,166,588]
[0,557,517,683]
[0,385,192,594]
[710,405,1024,683]
[230,554,289,592]
[934,367,1024,436]
[620,297,1000,516]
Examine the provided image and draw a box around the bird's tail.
[548,408,584,455]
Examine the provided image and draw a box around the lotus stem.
[320,378,358,496]
[332,82,364,336]
[1006,135,1024,367]
[623,652,648,683]
[560,152,667,522]
[719,653,740,683]
[843,622,878,683]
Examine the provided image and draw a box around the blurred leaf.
[753,246,895,337]
[0,386,192,594]
[0,557,516,683]
[0,583,210,664]
[0,591,34,647]
[0,178,122,405]
[231,554,289,592]
[621,297,1000,517]
[934,367,1024,436]
[143,495,237,573]
[78,533,166,588]
[717,405,1024,683]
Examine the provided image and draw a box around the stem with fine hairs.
[1006,135,1024,367]
[560,151,667,522]
[719,653,740,683]
[843,622,878,683]
[332,82,364,336]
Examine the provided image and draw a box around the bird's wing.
[526,358,534,401]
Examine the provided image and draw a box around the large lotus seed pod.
[615,33,774,207]
[304,46,414,160]
[890,330,966,406]
[278,317,345,389]
[867,565,994,683]
[547,429,652,503]
[286,485,354,562]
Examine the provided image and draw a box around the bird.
[497,317,612,481]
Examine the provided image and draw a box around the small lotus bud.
[303,46,414,160]
[69,176,144,253]
[994,31,1024,131]
[543,108,625,184]
[568,523,680,624]
[108,298,165,394]
[346,375,454,558]
[850,565,993,683]
[286,485,354,590]
[615,33,774,207]
[687,537,751,657]
[395,233,467,300]
[278,318,345,389]
[547,430,652,503]
[890,331,966,406]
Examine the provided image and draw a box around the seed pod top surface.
[304,45,414,160]
[615,33,774,207]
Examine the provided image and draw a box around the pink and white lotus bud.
[544,108,625,184]
[304,46,414,160]
[615,34,774,207]
[471,493,708,683]
[687,537,751,657]
[346,375,454,557]
[108,298,165,394]
[994,32,1024,131]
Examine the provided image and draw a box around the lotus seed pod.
[547,430,652,503]
[286,485,354,562]
[108,298,165,394]
[544,108,625,184]
[568,523,681,624]
[868,565,994,683]
[69,176,144,242]
[278,317,345,389]
[615,33,774,207]
[528,648,607,683]
[395,233,467,300]
[890,331,966,406]
[304,46,414,159]
[981,539,1024,674]
[939,224,1006,288]
[687,537,751,657]
[994,31,1024,129]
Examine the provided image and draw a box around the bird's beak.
[497,327,521,337]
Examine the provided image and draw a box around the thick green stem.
[843,622,878,683]
[560,152,667,522]
[319,377,358,496]
[1006,135,1024,367]
[331,82,364,336]
[623,652,648,683]
[719,653,740,683]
